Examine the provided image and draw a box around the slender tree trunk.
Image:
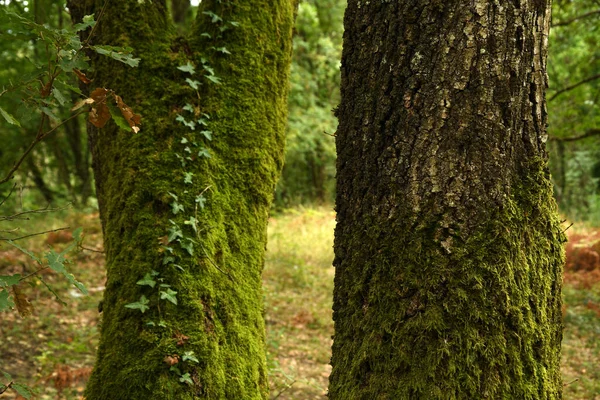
[69,1,295,398]
[63,109,92,205]
[330,1,564,399]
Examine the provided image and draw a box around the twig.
[0,381,13,395]
[562,222,574,233]
[80,245,105,254]
[19,266,50,282]
[553,9,600,27]
[563,378,579,387]
[549,73,600,102]
[83,0,110,47]
[0,204,72,222]
[549,129,600,142]
[0,226,70,242]
[0,183,17,207]
[270,380,297,400]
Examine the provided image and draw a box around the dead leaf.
[71,98,95,111]
[40,81,52,98]
[163,354,180,366]
[89,104,111,128]
[174,331,190,346]
[12,285,33,317]
[73,68,92,84]
[115,95,141,133]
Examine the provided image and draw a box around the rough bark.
[68,1,295,398]
[330,1,564,399]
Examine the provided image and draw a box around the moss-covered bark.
[330,1,564,399]
[68,1,295,398]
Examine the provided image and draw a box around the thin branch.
[552,9,600,27]
[563,378,579,387]
[0,227,70,242]
[0,110,86,186]
[549,73,600,102]
[0,183,17,208]
[0,204,72,222]
[19,266,49,282]
[0,381,13,395]
[80,245,105,254]
[549,128,600,142]
[83,0,110,47]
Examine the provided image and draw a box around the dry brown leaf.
[71,98,95,111]
[89,104,111,128]
[40,81,52,98]
[12,285,33,317]
[115,95,141,133]
[163,355,180,366]
[174,331,190,346]
[73,68,92,84]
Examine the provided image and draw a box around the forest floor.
[0,207,599,399]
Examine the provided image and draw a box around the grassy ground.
[0,207,599,399]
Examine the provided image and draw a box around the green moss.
[79,1,295,399]
[330,158,565,399]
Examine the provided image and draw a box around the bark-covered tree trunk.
[68,1,295,398]
[330,1,564,399]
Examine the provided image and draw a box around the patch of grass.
[1,207,599,399]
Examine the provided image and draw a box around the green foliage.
[548,0,600,219]
[275,0,343,206]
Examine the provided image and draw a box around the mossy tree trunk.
[330,1,564,399]
[68,1,295,399]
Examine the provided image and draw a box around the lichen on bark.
[330,1,564,399]
[68,1,295,398]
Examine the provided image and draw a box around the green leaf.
[160,288,178,305]
[182,351,199,364]
[202,11,222,23]
[73,14,96,32]
[184,172,194,184]
[195,194,206,209]
[171,201,184,215]
[215,47,231,55]
[136,273,157,288]
[0,274,21,288]
[180,137,189,144]
[46,249,88,295]
[40,107,60,122]
[183,104,194,113]
[180,239,195,256]
[12,383,33,399]
[0,289,15,312]
[7,241,41,263]
[184,217,198,233]
[197,148,211,159]
[125,295,150,313]
[91,45,140,67]
[186,78,201,90]
[180,372,193,385]
[0,106,21,127]
[205,75,221,85]
[106,101,132,132]
[177,62,196,75]
[52,87,67,106]
[163,255,175,265]
[200,130,212,141]
[168,226,184,243]
[203,65,215,75]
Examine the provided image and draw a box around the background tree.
[67,0,295,398]
[330,1,564,398]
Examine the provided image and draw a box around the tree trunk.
[330,1,564,399]
[68,1,295,398]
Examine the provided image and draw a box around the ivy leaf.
[160,288,178,305]
[202,11,222,23]
[180,372,193,385]
[125,295,150,313]
[163,255,175,265]
[203,65,215,75]
[186,78,201,90]
[195,194,206,209]
[205,75,221,85]
[200,130,212,141]
[197,117,209,127]
[168,225,184,243]
[182,351,199,364]
[184,217,198,233]
[91,45,140,67]
[197,148,211,159]
[183,104,194,113]
[177,62,196,75]
[184,172,194,184]
[0,107,21,126]
[171,201,185,215]
[136,273,157,288]
[180,239,195,256]
[215,47,231,55]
